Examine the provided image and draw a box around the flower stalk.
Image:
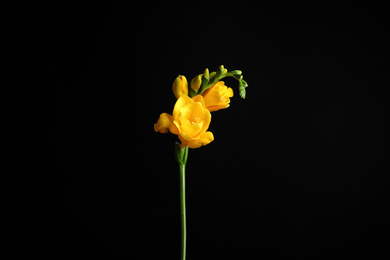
[174,142,189,260]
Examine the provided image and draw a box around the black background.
[20,2,389,259]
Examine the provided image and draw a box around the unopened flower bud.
[172,75,188,99]
[214,65,225,80]
[203,68,210,79]
[190,74,202,91]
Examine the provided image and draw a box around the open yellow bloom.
[172,75,188,99]
[154,95,214,149]
[202,81,234,112]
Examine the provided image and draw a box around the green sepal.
[189,88,197,98]
[174,142,188,166]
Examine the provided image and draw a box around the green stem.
[179,163,186,260]
[174,143,188,260]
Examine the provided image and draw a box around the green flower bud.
[203,68,210,80]
[238,79,248,99]
[215,65,224,78]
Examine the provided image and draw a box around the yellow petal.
[226,87,234,97]
[187,102,204,122]
[186,101,211,135]
[203,88,223,107]
[180,121,204,138]
[199,105,211,134]
[206,104,229,112]
[169,123,179,135]
[187,131,214,148]
[178,106,193,125]
[175,122,196,141]
[154,113,173,133]
[199,131,214,143]
[173,95,193,120]
[192,95,206,107]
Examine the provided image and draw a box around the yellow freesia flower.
[202,81,234,112]
[154,95,214,149]
[172,75,188,99]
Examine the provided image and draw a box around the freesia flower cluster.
[154,65,248,149]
